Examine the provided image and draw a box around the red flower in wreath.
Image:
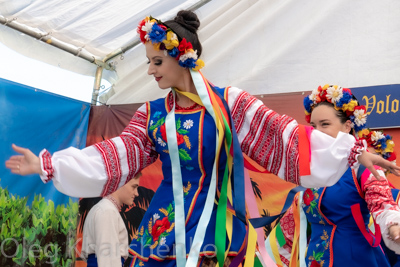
[310,260,320,267]
[137,19,147,43]
[152,217,171,242]
[354,105,366,113]
[342,88,351,94]
[305,114,311,123]
[362,132,373,146]
[316,90,328,103]
[178,38,193,55]
[303,188,314,206]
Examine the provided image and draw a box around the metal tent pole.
[0,16,114,71]
[0,0,212,105]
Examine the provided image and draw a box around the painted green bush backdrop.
[0,185,78,266]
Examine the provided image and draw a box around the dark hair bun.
[164,10,203,57]
[174,10,200,34]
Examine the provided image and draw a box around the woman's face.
[145,42,187,89]
[310,104,352,138]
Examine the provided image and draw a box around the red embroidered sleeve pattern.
[120,135,158,184]
[240,106,278,164]
[284,127,300,185]
[121,107,158,170]
[280,254,290,266]
[364,174,399,216]
[95,140,122,196]
[230,90,257,132]
[279,205,295,249]
[41,150,54,183]
[229,88,299,183]
[120,107,158,184]
[96,107,157,196]
[242,106,297,177]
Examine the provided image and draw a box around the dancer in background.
[6,12,400,266]
[82,172,142,267]
[385,185,400,267]
[266,85,400,267]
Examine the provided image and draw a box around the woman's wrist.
[387,222,400,241]
[348,140,368,167]
[34,155,42,174]
[39,149,54,182]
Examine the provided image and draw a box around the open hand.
[5,144,41,175]
[358,150,400,180]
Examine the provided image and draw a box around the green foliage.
[0,186,78,267]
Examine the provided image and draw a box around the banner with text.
[352,84,400,129]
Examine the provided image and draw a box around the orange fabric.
[298,125,311,176]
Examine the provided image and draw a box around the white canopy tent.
[1,0,399,105]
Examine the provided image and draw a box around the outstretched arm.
[362,168,400,253]
[226,87,400,187]
[5,104,158,198]
[358,151,400,180]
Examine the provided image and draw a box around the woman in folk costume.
[375,144,400,267]
[5,11,400,267]
[266,85,400,267]
[385,185,400,267]
[372,138,400,267]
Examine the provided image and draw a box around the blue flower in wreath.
[179,57,197,69]
[149,24,167,43]
[168,47,180,58]
[335,91,352,108]
[304,96,314,113]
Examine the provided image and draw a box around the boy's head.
[112,172,142,206]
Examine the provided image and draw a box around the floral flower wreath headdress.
[358,128,396,161]
[303,84,368,134]
[137,16,205,71]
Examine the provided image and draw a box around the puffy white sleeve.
[299,130,355,188]
[39,103,158,197]
[227,86,355,187]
